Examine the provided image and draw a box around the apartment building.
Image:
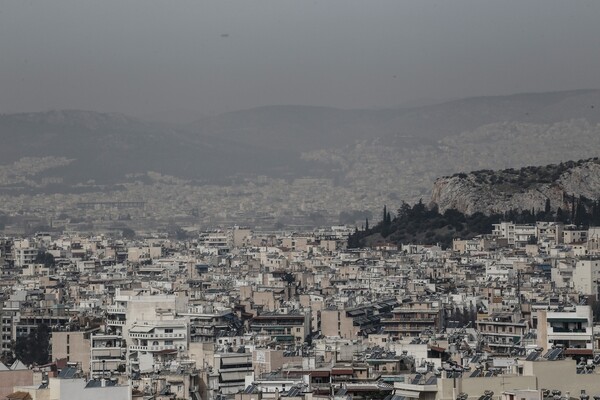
[476,313,529,355]
[537,305,594,354]
[381,301,443,338]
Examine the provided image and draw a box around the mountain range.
[1,89,599,201]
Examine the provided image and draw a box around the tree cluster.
[14,324,50,366]
[348,194,600,250]
[35,251,55,267]
[348,201,501,249]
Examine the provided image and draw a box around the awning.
[274,335,295,342]
[564,348,593,355]
[130,325,154,333]
[221,371,251,382]
[428,345,446,352]
[332,369,353,375]
[394,389,422,398]
[221,356,251,366]
[308,371,330,377]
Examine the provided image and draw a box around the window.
[165,328,173,333]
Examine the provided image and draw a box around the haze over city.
[1,1,599,122]
[3,3,600,400]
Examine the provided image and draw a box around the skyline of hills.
[0,89,599,209]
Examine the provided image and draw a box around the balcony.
[549,327,588,333]
[129,344,179,352]
[548,330,592,340]
[384,326,426,333]
[92,348,124,358]
[129,332,185,339]
[382,318,435,324]
[106,307,126,314]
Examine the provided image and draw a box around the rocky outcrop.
[430,158,600,215]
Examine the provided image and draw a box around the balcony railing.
[550,327,587,333]
[106,307,126,314]
[129,332,185,339]
[129,344,178,352]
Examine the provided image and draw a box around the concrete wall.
[49,378,130,400]
[320,310,356,339]
[524,359,600,395]
[437,376,538,400]
[0,369,34,400]
[51,331,91,373]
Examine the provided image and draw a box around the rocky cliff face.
[430,159,600,215]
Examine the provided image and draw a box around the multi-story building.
[51,329,95,373]
[381,301,443,338]
[321,299,398,339]
[476,313,529,355]
[492,223,537,247]
[209,351,253,397]
[537,305,594,355]
[90,333,126,376]
[572,259,600,297]
[492,222,516,245]
[185,309,239,343]
[128,321,188,373]
[563,226,588,244]
[249,311,310,345]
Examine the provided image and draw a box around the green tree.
[35,251,55,267]
[14,324,50,366]
[281,272,296,285]
[121,227,135,239]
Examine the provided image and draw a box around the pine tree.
[593,200,600,226]
[545,198,551,214]
[574,196,588,226]
[556,207,565,223]
[365,218,369,231]
[571,194,576,223]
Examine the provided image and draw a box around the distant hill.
[431,158,600,215]
[188,89,600,149]
[349,158,600,249]
[187,105,403,151]
[380,89,600,144]
[0,110,309,186]
[1,89,599,197]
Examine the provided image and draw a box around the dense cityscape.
[3,1,600,399]
[2,218,600,399]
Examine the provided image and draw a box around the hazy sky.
[1,0,599,122]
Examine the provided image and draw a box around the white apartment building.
[12,238,38,267]
[492,223,537,248]
[563,226,588,244]
[493,222,515,245]
[572,259,600,297]
[537,305,594,354]
[129,321,188,353]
